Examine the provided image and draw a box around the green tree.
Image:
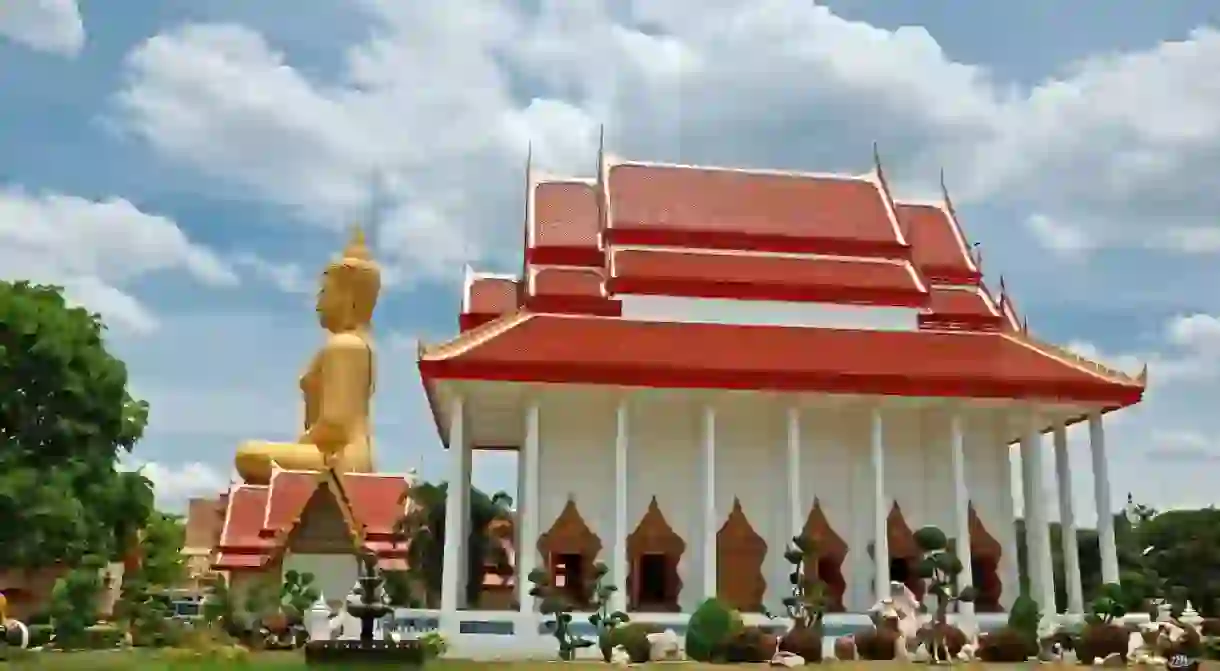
[394,481,514,607]
[0,281,155,567]
[135,512,187,588]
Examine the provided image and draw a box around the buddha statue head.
[318,226,382,333]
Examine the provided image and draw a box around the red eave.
[607,163,909,259]
[898,203,981,285]
[609,249,927,307]
[419,314,1144,406]
[343,473,410,536]
[462,276,520,332]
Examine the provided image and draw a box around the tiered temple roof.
[426,148,1145,441]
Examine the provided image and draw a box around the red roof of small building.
[606,162,908,257]
[420,313,1145,406]
[213,470,411,572]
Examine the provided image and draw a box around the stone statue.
[235,227,381,483]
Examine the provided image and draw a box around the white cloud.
[0,0,84,56]
[124,459,231,513]
[91,1,1220,518]
[0,188,237,334]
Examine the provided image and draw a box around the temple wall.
[283,553,359,607]
[528,386,1020,613]
[619,295,920,331]
[625,393,703,612]
[537,390,616,569]
[712,396,785,609]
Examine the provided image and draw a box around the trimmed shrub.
[855,626,900,660]
[977,626,1034,663]
[778,620,823,663]
[26,623,54,648]
[607,622,661,663]
[686,597,735,662]
[1077,622,1129,664]
[723,625,775,663]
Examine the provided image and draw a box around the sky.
[1,0,1218,523]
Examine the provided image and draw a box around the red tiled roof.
[530,181,602,267]
[184,497,224,549]
[897,203,979,285]
[920,286,1004,331]
[606,163,907,257]
[212,471,411,572]
[419,313,1144,406]
[462,276,521,332]
[526,267,621,317]
[610,249,926,307]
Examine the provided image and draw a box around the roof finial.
[526,141,533,182]
[872,141,883,174]
[1021,316,1029,334]
[596,124,606,183]
[343,224,371,261]
[1137,363,1148,385]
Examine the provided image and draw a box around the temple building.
[417,145,1145,636]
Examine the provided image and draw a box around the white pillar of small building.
[701,404,718,599]
[1019,411,1056,615]
[1053,422,1085,614]
[611,397,630,613]
[441,393,471,617]
[786,406,802,539]
[870,406,890,600]
[1089,412,1120,586]
[517,399,542,615]
[949,409,974,622]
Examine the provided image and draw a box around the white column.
[1019,412,1056,615]
[517,400,542,614]
[612,398,630,613]
[1089,412,1120,586]
[701,404,718,599]
[786,406,802,538]
[1053,423,1085,614]
[441,394,470,616]
[949,410,974,621]
[870,406,890,600]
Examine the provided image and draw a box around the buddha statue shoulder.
[235,228,381,484]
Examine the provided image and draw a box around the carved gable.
[286,483,359,554]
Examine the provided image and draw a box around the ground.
[5,652,1220,670]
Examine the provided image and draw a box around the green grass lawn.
[5,651,1220,670]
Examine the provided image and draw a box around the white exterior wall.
[529,390,1020,613]
[536,390,616,568]
[625,393,703,611]
[620,296,920,331]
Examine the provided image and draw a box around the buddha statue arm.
[304,333,370,457]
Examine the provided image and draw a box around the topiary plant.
[776,534,826,662]
[586,562,629,662]
[528,567,594,660]
[48,555,107,649]
[1088,582,1129,624]
[686,597,735,662]
[279,570,320,623]
[913,525,976,663]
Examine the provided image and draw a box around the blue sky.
[1,0,1218,519]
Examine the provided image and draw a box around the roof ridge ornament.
[1008,331,1146,387]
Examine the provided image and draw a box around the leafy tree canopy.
[0,281,155,567]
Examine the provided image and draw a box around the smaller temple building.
[210,468,411,605]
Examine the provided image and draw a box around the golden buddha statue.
[234,227,380,484]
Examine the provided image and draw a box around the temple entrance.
[716,498,767,612]
[885,503,923,600]
[627,497,685,612]
[800,499,848,612]
[968,504,1004,612]
[537,498,602,609]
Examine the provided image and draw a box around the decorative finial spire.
[343,224,371,261]
[1137,363,1148,385]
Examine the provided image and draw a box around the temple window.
[636,553,669,606]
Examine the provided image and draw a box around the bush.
[83,623,125,649]
[419,630,448,659]
[686,597,735,662]
[977,626,1034,663]
[778,621,822,662]
[1077,622,1129,664]
[855,626,900,660]
[26,623,54,647]
[723,625,776,663]
[607,622,661,663]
